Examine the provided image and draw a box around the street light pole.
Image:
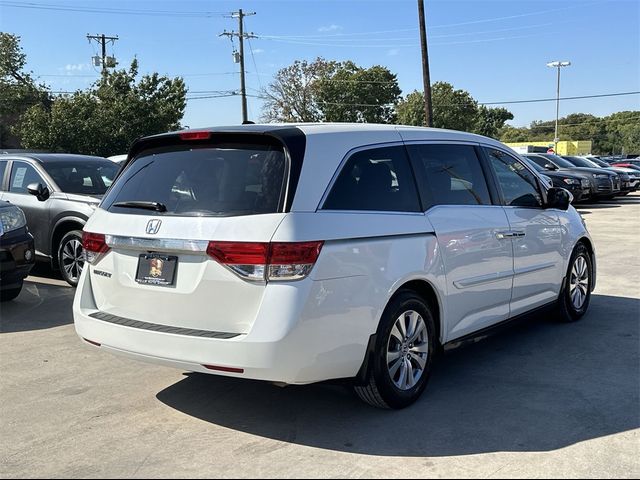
[546,61,571,153]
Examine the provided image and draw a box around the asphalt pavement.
[1,193,639,478]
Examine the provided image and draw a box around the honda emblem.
[146,219,162,235]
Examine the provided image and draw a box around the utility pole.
[417,0,433,127]
[220,9,257,123]
[87,34,119,75]
[546,60,571,152]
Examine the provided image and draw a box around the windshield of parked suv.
[588,157,610,168]
[102,144,287,217]
[539,154,575,169]
[564,156,597,168]
[43,161,119,195]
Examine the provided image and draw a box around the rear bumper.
[0,228,35,289]
[73,269,372,385]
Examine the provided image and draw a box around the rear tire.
[354,291,436,409]
[0,282,23,302]
[556,243,592,322]
[58,230,85,287]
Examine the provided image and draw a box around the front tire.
[58,230,85,287]
[556,243,592,322]
[354,291,436,409]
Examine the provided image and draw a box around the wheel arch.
[391,279,444,347]
[50,217,86,269]
[355,277,444,386]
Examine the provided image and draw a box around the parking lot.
[1,194,639,478]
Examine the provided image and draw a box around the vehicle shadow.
[0,280,74,333]
[28,262,64,281]
[157,294,640,457]
[575,203,621,210]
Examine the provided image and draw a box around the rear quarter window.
[102,142,287,217]
[322,146,421,212]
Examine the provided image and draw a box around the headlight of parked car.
[0,206,27,237]
[562,178,580,185]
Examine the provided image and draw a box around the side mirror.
[545,163,559,171]
[27,182,50,201]
[545,187,572,210]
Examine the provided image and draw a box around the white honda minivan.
[73,124,595,409]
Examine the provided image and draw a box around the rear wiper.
[113,201,167,212]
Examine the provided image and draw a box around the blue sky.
[1,0,638,128]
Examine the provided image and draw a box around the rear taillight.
[268,242,324,281]
[206,242,268,280]
[206,241,324,282]
[82,231,110,264]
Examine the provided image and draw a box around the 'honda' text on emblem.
[146,219,162,235]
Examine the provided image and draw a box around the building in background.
[506,141,592,155]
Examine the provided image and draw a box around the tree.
[316,62,401,123]
[603,111,640,155]
[0,33,49,148]
[17,59,187,156]
[261,58,401,123]
[395,90,425,127]
[261,58,337,122]
[474,106,514,138]
[396,83,513,137]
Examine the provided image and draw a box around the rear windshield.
[102,143,287,217]
[44,161,118,195]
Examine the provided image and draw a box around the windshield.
[44,161,119,195]
[103,143,287,217]
[540,154,575,168]
[564,156,596,168]
[589,157,610,168]
[522,157,545,172]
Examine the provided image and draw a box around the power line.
[520,116,640,129]
[247,37,264,93]
[248,91,640,108]
[262,30,549,48]
[480,91,640,106]
[0,1,230,17]
[428,2,595,29]
[263,22,555,42]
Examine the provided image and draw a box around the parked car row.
[522,153,640,202]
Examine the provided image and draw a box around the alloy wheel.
[61,237,85,284]
[386,310,429,390]
[569,255,589,310]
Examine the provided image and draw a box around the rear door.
[84,134,293,335]
[406,143,514,341]
[483,147,564,315]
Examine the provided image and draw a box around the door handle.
[496,231,526,239]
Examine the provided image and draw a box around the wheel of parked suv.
[0,282,23,302]
[58,230,85,287]
[354,290,436,409]
[556,243,592,322]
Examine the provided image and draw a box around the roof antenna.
[242,120,255,125]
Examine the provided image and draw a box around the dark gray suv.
[0,154,119,286]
